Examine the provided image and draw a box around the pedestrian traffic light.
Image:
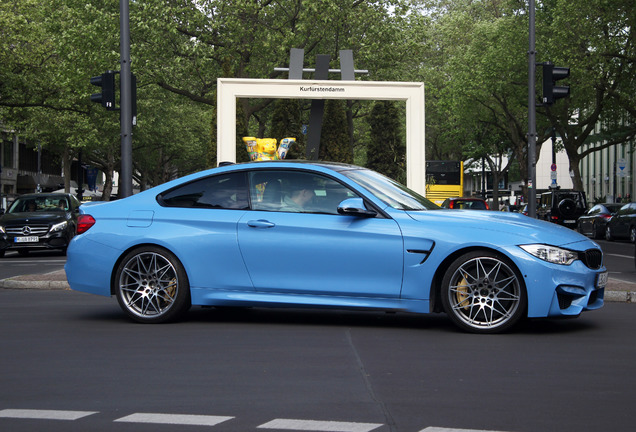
[90,71,116,109]
[542,62,570,105]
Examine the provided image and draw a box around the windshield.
[8,196,69,213]
[343,169,439,211]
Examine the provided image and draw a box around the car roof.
[222,160,362,172]
[448,197,485,201]
[15,193,73,199]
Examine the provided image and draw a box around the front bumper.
[506,243,606,318]
[0,231,72,252]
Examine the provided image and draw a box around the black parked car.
[0,193,81,257]
[537,190,587,229]
[577,203,623,239]
[605,202,636,242]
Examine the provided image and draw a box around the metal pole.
[527,0,537,217]
[119,0,133,198]
[37,143,42,193]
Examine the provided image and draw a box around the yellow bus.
[425,161,464,206]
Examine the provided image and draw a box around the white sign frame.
[217,78,426,194]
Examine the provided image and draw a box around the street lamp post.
[119,0,133,198]
[527,0,537,218]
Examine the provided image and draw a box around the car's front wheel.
[114,246,191,323]
[605,226,613,241]
[441,251,526,334]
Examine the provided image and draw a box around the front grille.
[579,249,603,270]
[5,224,50,236]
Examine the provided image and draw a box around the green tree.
[540,0,636,190]
[269,99,306,159]
[319,100,352,163]
[366,101,405,183]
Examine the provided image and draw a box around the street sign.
[617,158,628,177]
[551,163,557,172]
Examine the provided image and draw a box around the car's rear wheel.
[605,226,613,241]
[441,251,526,334]
[630,227,636,243]
[114,246,191,323]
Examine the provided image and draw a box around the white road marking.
[0,409,97,420]
[420,427,509,432]
[114,413,234,426]
[606,253,633,259]
[258,418,383,432]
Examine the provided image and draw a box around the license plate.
[14,236,39,243]
[564,220,576,224]
[596,271,608,288]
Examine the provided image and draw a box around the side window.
[249,170,358,214]
[159,172,249,210]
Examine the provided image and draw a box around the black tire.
[0,250,4,258]
[18,250,29,257]
[630,227,636,243]
[441,250,527,334]
[114,246,191,323]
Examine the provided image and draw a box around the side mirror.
[337,198,377,218]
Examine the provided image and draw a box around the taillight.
[485,202,490,210]
[77,214,96,234]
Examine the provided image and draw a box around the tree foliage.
[1,0,634,199]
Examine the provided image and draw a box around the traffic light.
[542,62,570,105]
[90,71,116,109]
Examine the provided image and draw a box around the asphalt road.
[1,289,634,432]
[595,238,636,283]
[0,250,66,279]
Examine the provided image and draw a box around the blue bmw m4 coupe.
[65,161,606,333]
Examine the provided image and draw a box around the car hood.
[0,212,66,225]
[405,209,589,247]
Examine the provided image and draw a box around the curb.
[0,279,70,290]
[604,290,636,303]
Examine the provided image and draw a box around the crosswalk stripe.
[258,418,383,432]
[0,409,97,421]
[114,413,234,426]
[420,427,509,432]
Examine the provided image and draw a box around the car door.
[156,171,254,292]
[612,204,632,239]
[579,205,599,235]
[237,169,404,298]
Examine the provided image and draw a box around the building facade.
[1,131,65,207]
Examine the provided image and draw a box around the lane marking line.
[420,427,509,432]
[114,413,234,426]
[258,418,383,432]
[0,409,97,421]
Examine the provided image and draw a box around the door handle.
[247,219,276,228]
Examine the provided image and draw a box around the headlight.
[520,244,578,265]
[0,226,4,234]
[51,221,68,233]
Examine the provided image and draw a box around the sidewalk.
[1,269,635,302]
